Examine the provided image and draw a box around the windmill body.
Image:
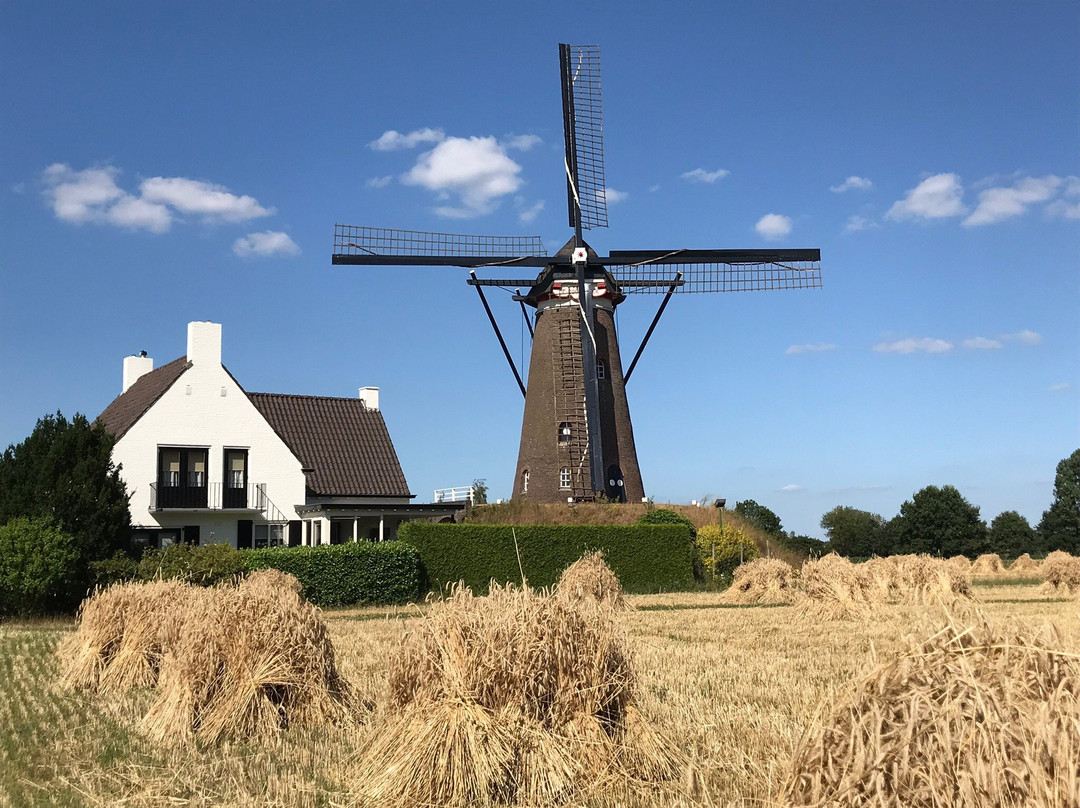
[332,45,822,503]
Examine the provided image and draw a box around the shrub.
[398,523,695,595]
[0,516,79,616]
[137,543,245,587]
[636,509,702,580]
[243,542,422,607]
[696,524,759,579]
[89,551,138,588]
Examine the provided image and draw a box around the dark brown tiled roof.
[96,357,191,440]
[247,393,412,498]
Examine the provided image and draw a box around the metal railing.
[433,485,475,504]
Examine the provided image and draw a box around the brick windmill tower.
[333,44,821,503]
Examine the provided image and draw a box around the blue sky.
[2,2,1076,538]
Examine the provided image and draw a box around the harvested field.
[3,578,1078,806]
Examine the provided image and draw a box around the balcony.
[150,482,270,512]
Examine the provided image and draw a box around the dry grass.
[5,579,1080,807]
[782,614,1080,807]
[721,557,799,605]
[353,563,678,807]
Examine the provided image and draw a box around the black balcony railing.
[151,482,268,511]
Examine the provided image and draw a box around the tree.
[471,478,489,506]
[890,485,988,558]
[696,524,758,579]
[733,499,783,536]
[987,510,1038,558]
[0,412,131,590]
[1038,449,1080,553]
[820,506,887,558]
[0,516,79,615]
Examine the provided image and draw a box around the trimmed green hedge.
[243,542,422,607]
[397,523,694,594]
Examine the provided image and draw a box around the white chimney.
[358,386,379,410]
[187,321,222,367]
[122,352,154,392]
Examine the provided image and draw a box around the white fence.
[433,485,475,504]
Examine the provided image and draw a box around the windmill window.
[521,469,529,494]
[596,359,606,379]
[559,467,571,489]
[558,422,572,443]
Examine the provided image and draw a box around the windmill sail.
[610,249,822,293]
[560,44,608,233]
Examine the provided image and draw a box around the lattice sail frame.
[613,259,822,294]
[334,225,545,259]
[561,44,608,231]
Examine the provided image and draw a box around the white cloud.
[962,336,1003,350]
[963,175,1061,227]
[649,184,660,193]
[886,173,966,221]
[403,136,523,217]
[681,168,729,184]
[1049,383,1070,393]
[365,175,393,189]
[43,163,126,224]
[503,134,542,151]
[603,187,628,204]
[1001,329,1043,345]
[843,215,878,233]
[786,342,836,355]
[755,213,792,240]
[368,127,445,151]
[874,337,953,355]
[830,176,873,193]
[140,176,273,221]
[515,198,545,224]
[232,230,300,258]
[781,484,806,493]
[43,163,276,234]
[1047,176,1080,219]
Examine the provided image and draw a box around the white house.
[97,321,458,550]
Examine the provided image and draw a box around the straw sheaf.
[971,552,1006,574]
[798,554,881,619]
[1038,551,1080,594]
[781,615,1080,807]
[357,559,680,807]
[554,551,626,611]
[1009,552,1041,573]
[720,558,799,605]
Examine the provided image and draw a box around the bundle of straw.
[354,560,679,807]
[554,551,626,610]
[1009,552,1041,573]
[798,554,881,619]
[720,557,798,605]
[970,552,1005,574]
[1038,551,1080,594]
[889,554,971,604]
[781,616,1080,807]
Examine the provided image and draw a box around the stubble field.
[1,576,1073,807]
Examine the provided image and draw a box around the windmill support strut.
[624,271,683,384]
[470,271,527,398]
[517,291,534,339]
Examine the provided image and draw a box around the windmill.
[333,44,821,503]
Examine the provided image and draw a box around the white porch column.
[378,514,384,542]
[353,518,359,542]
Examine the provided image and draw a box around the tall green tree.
[820,506,887,558]
[733,499,783,536]
[0,412,131,584]
[890,485,988,557]
[987,510,1038,558]
[1038,449,1080,553]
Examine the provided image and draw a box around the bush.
[138,543,246,587]
[697,524,759,579]
[243,542,422,607]
[637,508,703,581]
[88,550,138,588]
[0,516,79,616]
[398,522,695,595]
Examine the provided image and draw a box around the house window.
[521,469,529,493]
[558,422,572,443]
[157,447,208,508]
[254,523,285,549]
[224,449,248,509]
[596,359,606,379]
[559,467,571,489]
